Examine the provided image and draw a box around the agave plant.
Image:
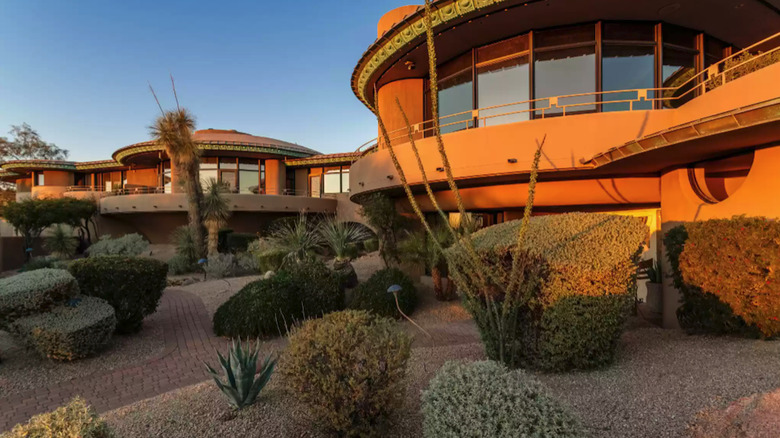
[204,339,277,409]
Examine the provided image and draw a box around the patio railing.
[353,31,780,157]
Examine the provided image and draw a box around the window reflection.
[602,45,655,111]
[662,49,697,108]
[534,46,596,115]
[438,53,473,134]
[476,35,530,126]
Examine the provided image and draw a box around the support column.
[265,159,287,195]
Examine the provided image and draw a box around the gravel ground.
[103,342,487,438]
[538,327,780,438]
[0,312,165,397]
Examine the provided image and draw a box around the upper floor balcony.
[349,31,780,207]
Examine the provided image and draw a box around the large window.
[423,21,729,128]
[200,157,218,189]
[438,53,473,134]
[308,165,350,197]
[534,25,597,115]
[239,158,260,194]
[601,23,656,111]
[476,34,530,126]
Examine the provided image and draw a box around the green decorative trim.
[352,0,511,107]
[76,161,123,171]
[285,154,361,167]
[0,161,76,171]
[114,142,312,164]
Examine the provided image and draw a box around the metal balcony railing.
[66,186,315,197]
[354,31,780,157]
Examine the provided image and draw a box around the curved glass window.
[422,21,732,129]
[602,45,655,111]
[438,53,473,134]
[476,34,530,126]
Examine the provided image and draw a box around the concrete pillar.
[265,159,287,195]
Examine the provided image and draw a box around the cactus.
[204,339,276,409]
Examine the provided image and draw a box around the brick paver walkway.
[0,287,480,431]
[0,289,229,431]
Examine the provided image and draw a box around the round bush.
[0,269,79,325]
[9,296,116,361]
[3,397,114,438]
[422,360,583,438]
[213,261,343,338]
[69,256,167,334]
[281,310,411,437]
[447,213,646,370]
[349,268,417,318]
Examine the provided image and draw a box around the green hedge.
[422,360,583,437]
[69,256,168,334]
[447,213,646,371]
[9,296,116,361]
[349,268,417,319]
[213,261,344,338]
[665,216,779,337]
[0,269,79,325]
[1,397,114,438]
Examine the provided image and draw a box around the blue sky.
[0,1,407,161]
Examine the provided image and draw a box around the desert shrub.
[19,255,58,272]
[422,360,583,438]
[235,251,260,274]
[9,296,116,360]
[69,256,167,334]
[666,217,779,338]
[282,310,411,437]
[363,238,379,253]
[203,253,235,279]
[349,268,417,318]
[167,254,197,275]
[87,233,149,257]
[227,232,257,252]
[247,238,286,273]
[0,268,79,324]
[447,213,646,370]
[213,261,343,338]
[172,226,199,264]
[1,397,114,438]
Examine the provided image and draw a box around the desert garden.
[1,4,779,437]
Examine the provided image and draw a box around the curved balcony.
[349,34,780,210]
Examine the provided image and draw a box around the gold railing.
[354,31,780,156]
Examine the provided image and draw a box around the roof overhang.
[352,0,780,108]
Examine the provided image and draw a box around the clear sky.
[0,0,409,161]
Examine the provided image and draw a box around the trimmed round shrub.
[281,310,411,437]
[69,256,167,334]
[213,261,343,338]
[674,216,780,338]
[2,397,114,438]
[0,269,79,325]
[349,268,417,318]
[422,360,583,438]
[446,212,647,371]
[9,296,116,361]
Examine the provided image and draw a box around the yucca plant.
[44,224,78,259]
[267,213,323,266]
[204,339,277,410]
[319,217,371,262]
[202,178,232,256]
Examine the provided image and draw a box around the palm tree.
[203,178,231,256]
[149,108,206,258]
